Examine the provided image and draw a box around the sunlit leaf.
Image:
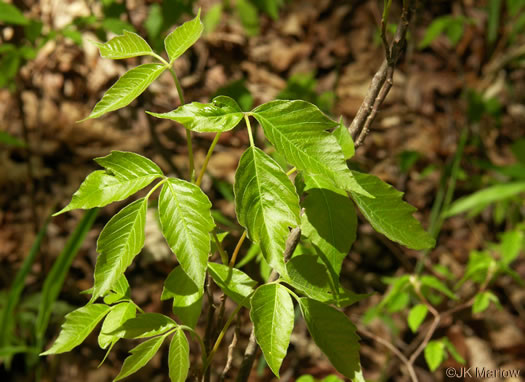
[424,340,446,371]
[112,313,177,339]
[81,63,166,121]
[92,198,147,300]
[252,100,369,196]
[234,146,300,272]
[407,304,428,333]
[168,329,190,382]
[41,304,111,355]
[56,151,163,215]
[164,9,203,64]
[98,302,136,349]
[250,284,294,377]
[147,96,244,132]
[158,178,215,289]
[348,171,435,250]
[207,262,257,307]
[94,30,153,59]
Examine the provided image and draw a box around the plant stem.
[145,177,168,200]
[180,325,208,362]
[245,114,254,147]
[229,230,247,267]
[213,231,229,264]
[286,167,297,176]
[196,133,222,187]
[167,66,195,181]
[204,302,244,370]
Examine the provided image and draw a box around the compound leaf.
[92,198,147,300]
[250,284,294,377]
[82,63,166,121]
[234,146,300,272]
[168,329,190,382]
[251,100,369,196]
[147,96,244,132]
[301,174,357,276]
[299,298,360,379]
[348,171,435,250]
[164,9,203,64]
[112,313,177,339]
[207,262,257,307]
[95,30,153,59]
[98,302,136,349]
[56,151,163,215]
[41,304,111,355]
[158,178,215,289]
[114,333,168,381]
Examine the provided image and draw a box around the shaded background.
[1,0,525,381]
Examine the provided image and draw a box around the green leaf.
[285,255,367,307]
[333,120,354,160]
[424,340,446,371]
[147,96,244,132]
[301,174,357,275]
[420,275,457,300]
[0,1,29,25]
[236,0,259,36]
[161,266,203,329]
[407,304,428,333]
[250,284,294,377]
[98,302,136,349]
[472,291,499,314]
[112,313,177,339]
[251,0,283,19]
[348,171,435,250]
[114,333,168,381]
[92,198,147,300]
[168,329,190,382]
[36,210,98,345]
[252,100,369,196]
[56,151,163,215]
[500,229,523,266]
[207,262,257,307]
[164,9,203,64]
[299,298,360,379]
[94,30,153,59]
[234,146,300,272]
[158,178,215,289]
[442,338,466,364]
[203,3,222,34]
[81,63,166,121]
[444,182,525,217]
[41,304,111,355]
[103,275,131,304]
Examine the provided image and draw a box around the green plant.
[39,5,434,382]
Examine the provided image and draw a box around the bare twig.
[357,324,417,382]
[350,0,415,148]
[219,316,240,382]
[235,227,302,382]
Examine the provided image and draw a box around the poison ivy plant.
[40,10,438,382]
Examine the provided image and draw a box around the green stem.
[196,133,222,187]
[212,231,229,265]
[167,67,194,181]
[204,302,244,371]
[149,52,169,66]
[286,167,297,176]
[145,177,168,200]
[245,114,254,147]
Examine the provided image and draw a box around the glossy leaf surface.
[41,304,111,355]
[147,96,244,132]
[99,302,137,349]
[158,178,215,289]
[168,329,190,382]
[56,151,163,214]
[112,313,177,339]
[82,63,166,121]
[92,198,147,300]
[164,10,203,63]
[252,100,368,196]
[348,171,435,250]
[234,146,300,272]
[95,30,153,59]
[250,284,294,377]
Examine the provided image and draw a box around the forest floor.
[1,0,525,381]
